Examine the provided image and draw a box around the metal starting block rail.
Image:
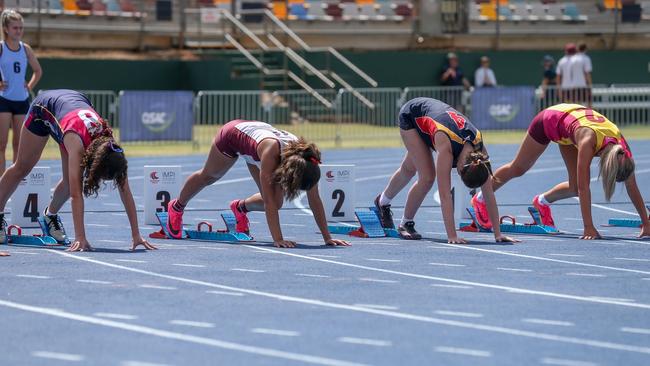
[152,212,254,242]
[459,207,561,235]
[606,205,650,228]
[2,223,68,247]
[328,208,399,238]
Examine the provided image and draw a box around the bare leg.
[543,144,579,203]
[400,129,435,220]
[492,133,548,192]
[0,112,11,176]
[0,128,47,211]
[380,152,417,200]
[177,143,237,205]
[48,147,70,214]
[11,115,24,163]
[241,163,282,211]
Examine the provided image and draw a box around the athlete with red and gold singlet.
[472,103,650,240]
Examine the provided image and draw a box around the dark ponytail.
[273,138,322,200]
[81,135,127,197]
[459,150,492,189]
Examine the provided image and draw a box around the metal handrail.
[224,33,269,74]
[220,9,270,52]
[326,47,378,88]
[262,9,311,51]
[286,71,333,109]
[329,72,375,109]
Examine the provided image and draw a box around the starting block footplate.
[459,207,560,235]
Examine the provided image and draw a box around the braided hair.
[272,137,321,200]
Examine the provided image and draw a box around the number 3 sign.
[144,166,182,225]
[319,165,356,221]
[11,166,51,228]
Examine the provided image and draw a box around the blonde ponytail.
[599,144,635,201]
[1,9,23,41]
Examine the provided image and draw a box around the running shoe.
[533,195,556,227]
[166,199,185,239]
[471,194,493,230]
[373,195,395,229]
[230,200,250,234]
[43,209,68,242]
[0,213,6,244]
[397,221,422,240]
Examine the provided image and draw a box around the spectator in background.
[577,42,593,106]
[440,52,471,111]
[556,43,591,106]
[540,55,557,108]
[474,56,497,88]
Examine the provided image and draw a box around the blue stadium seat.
[288,3,312,20]
[105,0,121,13]
[47,0,63,14]
[563,3,588,21]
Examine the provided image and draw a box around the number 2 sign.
[11,166,51,228]
[319,165,356,221]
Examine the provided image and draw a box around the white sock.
[475,191,484,202]
[401,217,414,225]
[379,192,392,206]
[538,194,550,206]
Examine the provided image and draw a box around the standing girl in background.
[0,9,42,175]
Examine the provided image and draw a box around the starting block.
[3,225,65,247]
[327,208,399,238]
[151,212,253,242]
[459,207,561,235]
[37,216,71,245]
[607,205,650,228]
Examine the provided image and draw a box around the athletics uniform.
[0,41,29,115]
[528,103,631,156]
[215,120,298,167]
[399,97,483,167]
[24,89,107,148]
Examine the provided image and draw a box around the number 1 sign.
[11,166,51,228]
[144,166,182,225]
[319,165,356,222]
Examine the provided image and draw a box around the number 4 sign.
[11,166,51,228]
[144,166,182,225]
[319,165,356,221]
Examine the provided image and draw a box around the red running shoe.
[533,195,556,227]
[471,194,493,230]
[230,200,250,234]
[166,199,184,239]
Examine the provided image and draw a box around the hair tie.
[308,157,321,165]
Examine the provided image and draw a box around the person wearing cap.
[440,52,470,111]
[556,43,591,105]
[540,55,557,108]
[474,56,497,88]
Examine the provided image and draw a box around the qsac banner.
[119,91,193,141]
[471,87,536,130]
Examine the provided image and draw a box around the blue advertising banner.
[470,87,536,130]
[119,91,193,141]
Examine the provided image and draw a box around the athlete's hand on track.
[638,223,650,239]
[131,237,157,251]
[0,251,9,257]
[325,238,351,246]
[496,235,520,243]
[67,238,93,252]
[580,226,602,240]
[274,240,296,248]
[448,236,468,244]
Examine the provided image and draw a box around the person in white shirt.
[474,56,497,88]
[577,42,593,106]
[556,43,591,105]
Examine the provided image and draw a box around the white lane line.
[353,304,399,311]
[429,262,465,267]
[9,251,39,255]
[87,224,110,227]
[94,313,139,320]
[296,273,331,278]
[589,297,635,303]
[206,290,245,297]
[310,255,340,259]
[212,177,253,186]
[620,327,650,335]
[497,268,533,272]
[76,279,113,285]
[251,328,300,337]
[4,300,361,366]
[615,257,650,262]
[434,346,491,357]
[355,174,393,182]
[547,254,584,258]
[240,246,650,310]
[540,357,597,366]
[435,310,484,318]
[364,258,401,263]
[32,351,84,362]
[121,361,171,366]
[116,259,147,263]
[139,284,177,290]
[49,252,650,355]
[337,337,392,347]
[431,284,473,289]
[281,223,306,227]
[231,268,266,273]
[111,213,128,217]
[16,274,50,279]
[566,273,606,278]
[442,244,650,275]
[169,320,215,328]
[172,264,206,268]
[523,318,574,327]
[358,278,399,284]
[428,246,460,250]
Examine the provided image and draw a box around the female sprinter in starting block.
[373,97,519,244]
[472,103,650,240]
[0,89,156,252]
[166,120,350,248]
